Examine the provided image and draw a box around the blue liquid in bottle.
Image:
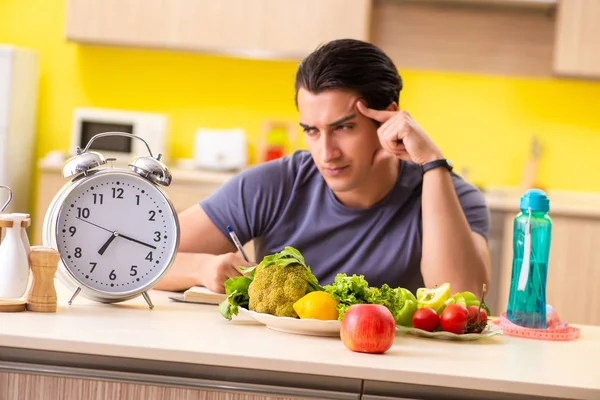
[506,189,552,329]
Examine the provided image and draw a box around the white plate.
[238,308,341,337]
[395,324,503,341]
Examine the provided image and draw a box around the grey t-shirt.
[200,150,489,293]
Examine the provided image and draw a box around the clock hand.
[76,217,113,234]
[118,233,157,250]
[76,217,158,250]
[98,232,119,255]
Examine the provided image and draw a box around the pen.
[226,225,251,263]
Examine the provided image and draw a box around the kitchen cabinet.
[65,0,372,59]
[1,373,301,400]
[371,0,556,77]
[553,0,600,78]
[486,210,506,316]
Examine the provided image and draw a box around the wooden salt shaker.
[26,246,60,312]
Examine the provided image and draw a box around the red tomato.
[440,304,469,334]
[467,305,488,333]
[412,307,440,332]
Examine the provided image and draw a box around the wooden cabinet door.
[65,0,372,58]
[65,0,172,48]
[257,0,372,55]
[553,0,600,78]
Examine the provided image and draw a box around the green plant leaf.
[224,275,253,295]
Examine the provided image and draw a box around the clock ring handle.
[79,131,158,159]
[0,185,13,213]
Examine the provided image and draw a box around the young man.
[155,39,491,296]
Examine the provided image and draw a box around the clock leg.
[142,291,154,310]
[68,287,81,305]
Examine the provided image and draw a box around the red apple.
[340,304,396,354]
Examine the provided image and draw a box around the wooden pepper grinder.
[26,246,60,312]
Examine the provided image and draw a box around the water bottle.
[506,189,552,329]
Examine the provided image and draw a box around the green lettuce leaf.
[224,275,253,295]
[219,269,254,320]
[323,273,371,320]
[323,274,406,322]
[218,289,249,320]
[367,284,404,322]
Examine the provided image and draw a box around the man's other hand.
[200,252,254,293]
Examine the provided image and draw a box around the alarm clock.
[42,132,180,309]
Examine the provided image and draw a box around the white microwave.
[70,107,168,163]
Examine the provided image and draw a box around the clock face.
[55,171,178,294]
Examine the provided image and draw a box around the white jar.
[0,213,30,299]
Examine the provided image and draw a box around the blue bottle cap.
[520,188,550,212]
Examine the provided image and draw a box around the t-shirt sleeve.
[199,155,297,246]
[452,175,490,240]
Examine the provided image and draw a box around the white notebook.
[182,286,227,304]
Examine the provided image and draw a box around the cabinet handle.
[362,397,420,400]
[0,361,360,400]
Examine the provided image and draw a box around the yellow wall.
[2,0,600,194]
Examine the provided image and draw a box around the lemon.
[293,291,339,320]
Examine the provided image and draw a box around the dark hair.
[294,39,402,111]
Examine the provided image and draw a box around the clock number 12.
[112,188,124,199]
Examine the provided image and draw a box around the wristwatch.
[421,159,454,174]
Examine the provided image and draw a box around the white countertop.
[0,282,599,399]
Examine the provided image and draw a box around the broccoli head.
[247,246,321,318]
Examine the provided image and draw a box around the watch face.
[55,171,178,294]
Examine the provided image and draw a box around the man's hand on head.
[357,102,443,166]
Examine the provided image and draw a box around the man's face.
[297,88,383,194]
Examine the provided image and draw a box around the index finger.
[356,101,395,123]
[235,254,256,269]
